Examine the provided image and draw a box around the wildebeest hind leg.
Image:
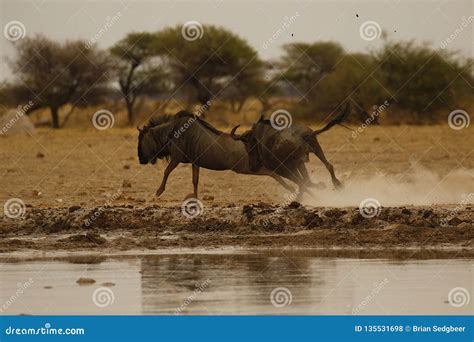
[297,163,320,188]
[192,164,199,198]
[307,139,342,189]
[156,159,179,197]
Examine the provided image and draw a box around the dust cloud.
[305,167,474,207]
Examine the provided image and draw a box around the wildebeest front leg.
[269,173,297,193]
[192,164,199,198]
[280,167,316,201]
[156,159,179,197]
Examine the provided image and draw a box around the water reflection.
[0,253,471,315]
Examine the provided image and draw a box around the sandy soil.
[1,125,473,255]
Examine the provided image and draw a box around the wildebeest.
[230,103,350,198]
[137,111,301,198]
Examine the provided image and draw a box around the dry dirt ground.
[0,125,473,256]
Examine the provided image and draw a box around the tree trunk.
[126,99,134,125]
[50,106,60,129]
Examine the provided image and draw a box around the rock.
[304,212,323,228]
[422,210,433,218]
[55,198,63,203]
[203,195,214,201]
[448,217,462,226]
[101,282,115,287]
[287,201,301,209]
[33,190,42,197]
[401,208,411,215]
[123,165,130,170]
[76,277,96,285]
[242,205,254,220]
[36,152,45,158]
[68,205,81,213]
[122,180,132,188]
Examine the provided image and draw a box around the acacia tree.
[3,35,112,128]
[375,41,473,119]
[110,32,169,124]
[153,25,264,111]
[279,42,344,102]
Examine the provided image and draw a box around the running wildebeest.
[137,111,300,198]
[230,103,350,198]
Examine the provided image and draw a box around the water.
[0,252,472,315]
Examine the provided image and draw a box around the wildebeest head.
[137,123,173,165]
[230,115,267,172]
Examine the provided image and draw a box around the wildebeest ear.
[258,114,264,122]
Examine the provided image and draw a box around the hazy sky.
[0,0,472,79]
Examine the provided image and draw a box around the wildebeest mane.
[147,111,224,136]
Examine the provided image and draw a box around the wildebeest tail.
[307,102,351,138]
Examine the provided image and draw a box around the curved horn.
[230,125,242,140]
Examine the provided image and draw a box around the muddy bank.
[0,204,472,255]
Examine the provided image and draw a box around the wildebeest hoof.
[155,188,165,197]
[334,180,343,190]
